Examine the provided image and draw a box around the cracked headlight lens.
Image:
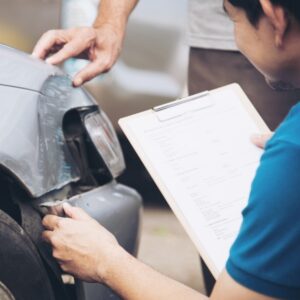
[84,111,125,178]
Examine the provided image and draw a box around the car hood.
[0,44,63,92]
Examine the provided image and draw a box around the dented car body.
[0,45,142,300]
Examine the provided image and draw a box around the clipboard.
[119,83,270,278]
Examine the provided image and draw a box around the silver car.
[0,44,142,300]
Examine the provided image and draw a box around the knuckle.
[56,218,65,228]
[80,26,90,33]
[52,249,60,259]
[102,62,112,73]
[42,217,48,226]
[63,44,78,56]
[50,235,60,246]
[101,57,114,71]
[93,60,110,74]
[67,27,77,35]
[45,29,57,38]
[49,235,56,245]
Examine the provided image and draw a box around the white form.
[119,85,268,278]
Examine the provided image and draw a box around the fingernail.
[73,78,82,87]
[62,203,71,210]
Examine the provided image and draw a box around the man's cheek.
[234,32,249,57]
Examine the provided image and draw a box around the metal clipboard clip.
[153,91,213,121]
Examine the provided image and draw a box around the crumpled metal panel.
[0,47,98,197]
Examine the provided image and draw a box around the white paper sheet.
[119,86,267,277]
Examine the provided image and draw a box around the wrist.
[93,20,126,39]
[97,244,131,286]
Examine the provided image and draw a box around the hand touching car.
[32,0,139,86]
[42,203,124,283]
[32,25,123,87]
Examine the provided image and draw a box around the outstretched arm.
[42,204,277,300]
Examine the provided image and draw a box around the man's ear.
[259,0,289,48]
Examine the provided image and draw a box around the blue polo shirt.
[226,102,300,299]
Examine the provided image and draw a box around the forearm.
[42,204,279,300]
[103,247,208,300]
[93,0,138,34]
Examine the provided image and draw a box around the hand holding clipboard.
[119,83,270,278]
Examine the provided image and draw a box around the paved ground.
[138,206,206,294]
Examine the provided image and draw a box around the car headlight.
[84,111,125,178]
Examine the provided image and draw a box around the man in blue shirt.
[42,0,300,299]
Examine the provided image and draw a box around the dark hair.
[228,0,300,25]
